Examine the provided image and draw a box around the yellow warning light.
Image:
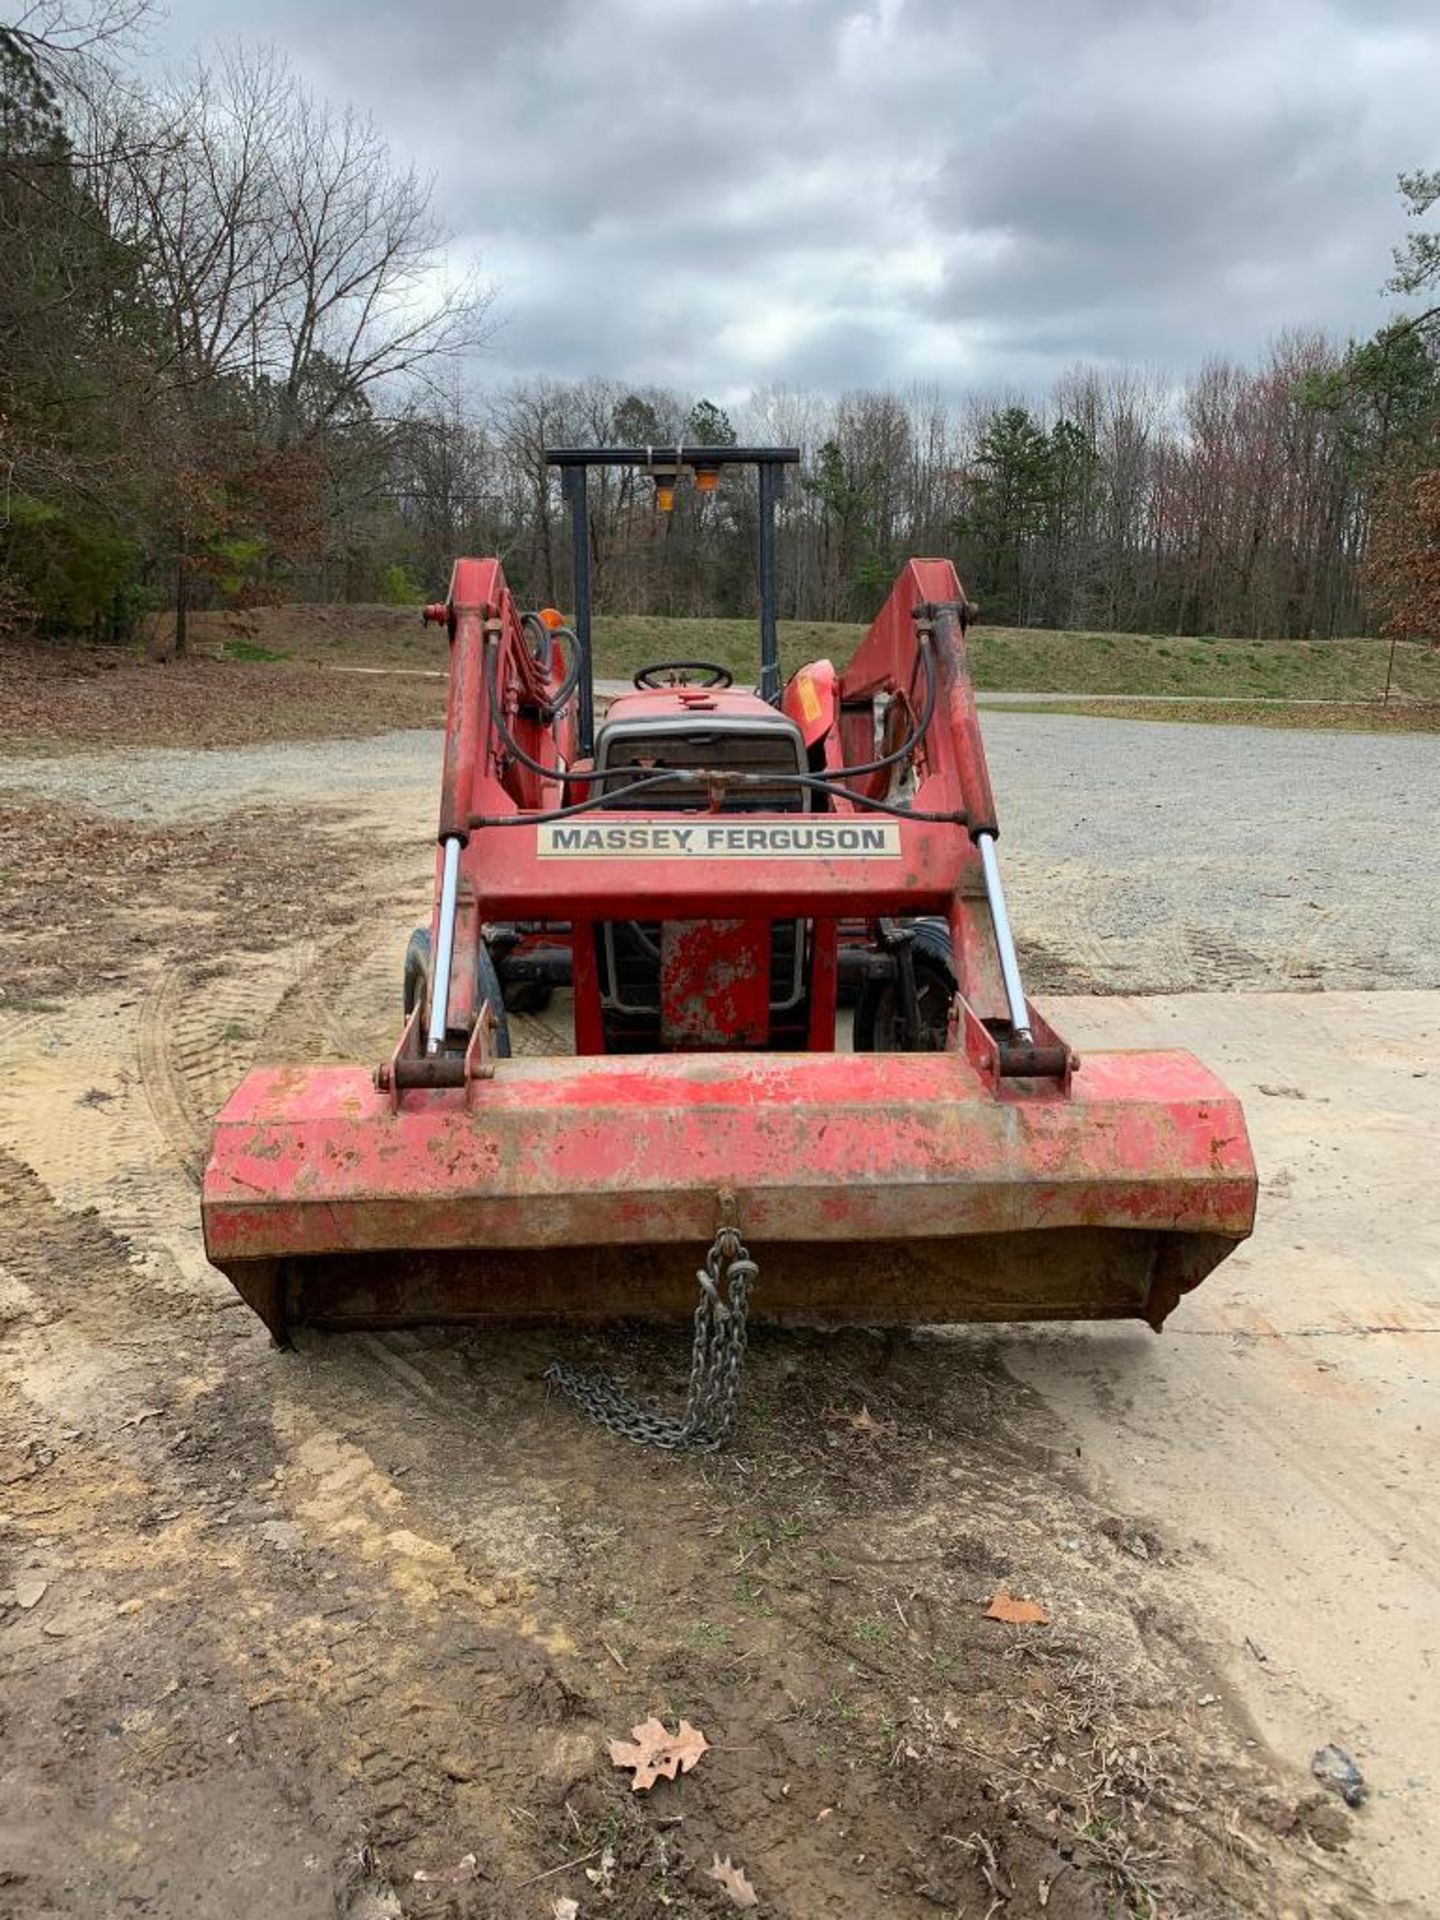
[653,476,677,512]
[694,466,720,495]
[538,606,564,630]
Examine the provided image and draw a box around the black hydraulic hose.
[816,634,936,783]
[491,629,935,794]
[470,765,966,829]
[486,636,591,784]
[625,921,661,961]
[522,612,585,718]
[544,626,585,716]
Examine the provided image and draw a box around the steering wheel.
[632,660,733,690]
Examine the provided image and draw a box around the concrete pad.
[1002,989,1440,1906]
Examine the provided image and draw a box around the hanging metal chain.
[543,1208,758,1452]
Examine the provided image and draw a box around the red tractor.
[202,446,1255,1447]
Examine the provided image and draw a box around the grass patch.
[687,1620,732,1650]
[221,639,291,662]
[587,614,1440,702]
[15,611,1434,752]
[979,697,1440,733]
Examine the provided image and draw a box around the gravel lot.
[5,711,1435,994]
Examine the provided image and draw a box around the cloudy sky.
[152,0,1440,402]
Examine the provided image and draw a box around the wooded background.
[5,3,1440,648]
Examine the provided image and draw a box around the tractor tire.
[402,926,430,1019]
[501,978,555,1015]
[401,924,512,1057]
[852,918,956,1053]
[475,942,513,1057]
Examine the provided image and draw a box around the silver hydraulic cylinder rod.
[975,831,1033,1044]
[426,835,462,1055]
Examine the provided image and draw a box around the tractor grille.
[595,715,808,813]
[601,919,804,1018]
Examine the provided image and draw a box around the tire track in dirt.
[137,956,307,1176]
[0,993,208,1297]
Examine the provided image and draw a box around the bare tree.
[88,47,495,412]
[75,45,496,643]
[2,0,149,63]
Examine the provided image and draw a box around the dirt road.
[1,716,1433,1917]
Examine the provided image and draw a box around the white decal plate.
[536,821,901,859]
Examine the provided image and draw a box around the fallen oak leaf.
[823,1403,896,1435]
[984,1588,1050,1626]
[848,1405,888,1433]
[608,1716,710,1791]
[706,1853,760,1908]
[552,1900,579,1920]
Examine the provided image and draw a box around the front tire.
[502,978,554,1015]
[401,924,512,1057]
[853,919,957,1052]
[403,925,430,1019]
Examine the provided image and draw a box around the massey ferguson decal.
[537,821,901,859]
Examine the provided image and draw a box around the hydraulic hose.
[491,630,937,796]
[470,765,967,829]
[486,637,590,785]
[522,611,585,718]
[816,634,937,784]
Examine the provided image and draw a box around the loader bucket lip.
[202,1047,1256,1277]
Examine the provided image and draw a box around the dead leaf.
[608,1716,709,1791]
[120,1407,165,1429]
[824,1404,896,1435]
[14,1576,47,1610]
[412,1852,478,1887]
[984,1588,1050,1627]
[551,1900,579,1920]
[706,1854,760,1908]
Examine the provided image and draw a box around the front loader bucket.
[201,1047,1256,1343]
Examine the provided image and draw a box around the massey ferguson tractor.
[201,446,1256,1448]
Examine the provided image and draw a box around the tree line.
[4,3,1440,646]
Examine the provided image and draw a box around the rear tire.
[853,919,956,1052]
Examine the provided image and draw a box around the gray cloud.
[151,0,1440,399]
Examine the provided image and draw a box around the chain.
[543,1219,758,1451]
